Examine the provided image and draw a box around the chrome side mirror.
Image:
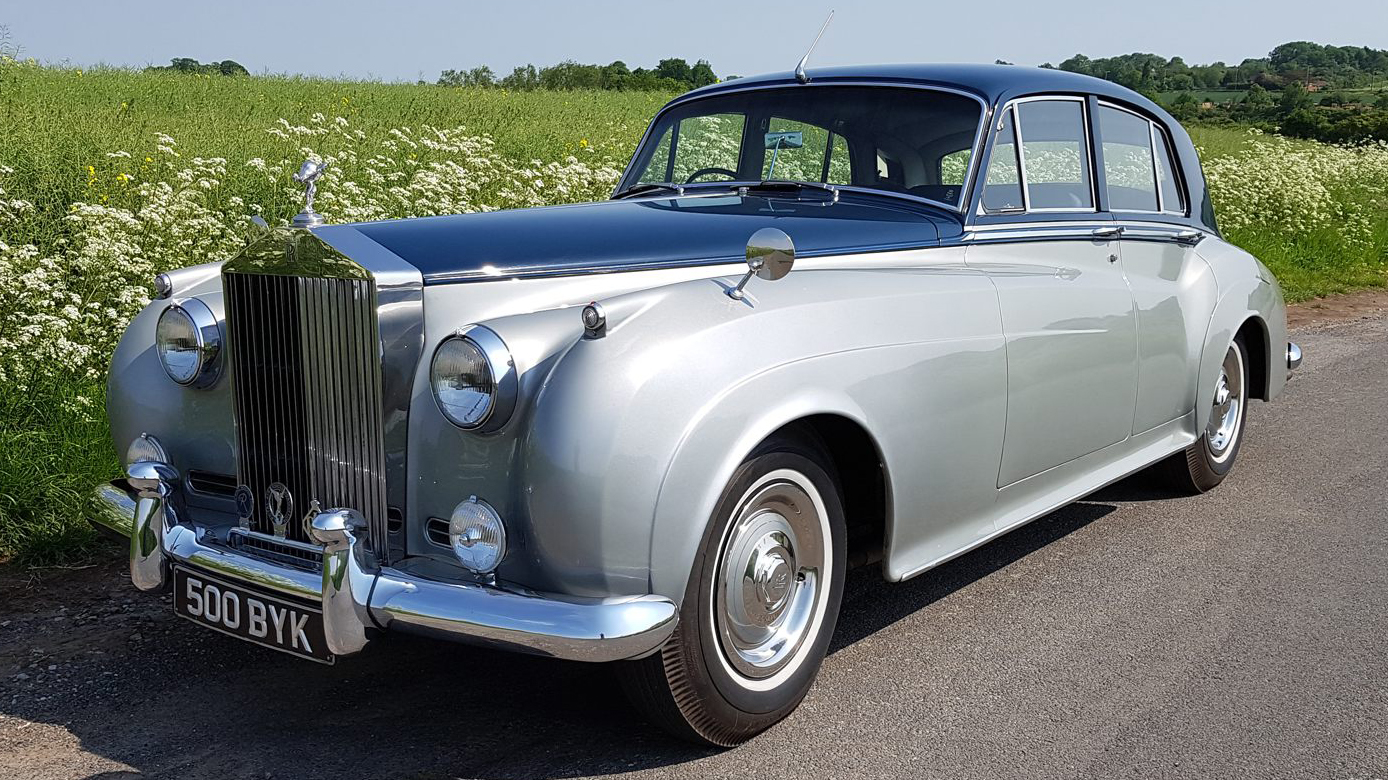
[728,227,795,300]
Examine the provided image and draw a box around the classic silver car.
[93,64,1301,745]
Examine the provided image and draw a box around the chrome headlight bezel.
[429,325,517,432]
[155,298,222,388]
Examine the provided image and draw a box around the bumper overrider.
[92,462,678,662]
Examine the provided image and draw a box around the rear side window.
[1154,127,1185,214]
[1098,105,1159,211]
[1098,104,1186,214]
[1016,100,1093,211]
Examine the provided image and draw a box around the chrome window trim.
[1008,95,1097,214]
[1096,100,1188,217]
[615,81,990,215]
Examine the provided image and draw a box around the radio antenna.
[794,10,834,84]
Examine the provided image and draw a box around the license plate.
[173,566,333,664]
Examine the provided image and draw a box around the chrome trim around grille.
[313,225,425,562]
[221,235,400,559]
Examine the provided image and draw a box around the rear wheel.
[1163,337,1250,493]
[618,434,846,746]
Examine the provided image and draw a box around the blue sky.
[6,0,1386,81]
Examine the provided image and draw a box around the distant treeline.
[1044,41,1388,92]
[145,57,248,76]
[436,58,723,91]
[1043,41,1388,143]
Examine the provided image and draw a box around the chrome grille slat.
[224,271,388,553]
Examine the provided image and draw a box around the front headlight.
[155,299,221,387]
[430,326,517,431]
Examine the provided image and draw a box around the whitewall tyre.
[618,434,847,746]
[1164,336,1250,493]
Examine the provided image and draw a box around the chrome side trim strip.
[959,220,1214,246]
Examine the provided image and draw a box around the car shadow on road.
[2,494,1136,780]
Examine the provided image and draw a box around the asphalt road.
[2,313,1385,780]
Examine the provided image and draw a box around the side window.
[1098,105,1158,212]
[1153,127,1185,214]
[1016,100,1094,210]
[940,149,971,186]
[670,113,745,183]
[982,109,1023,211]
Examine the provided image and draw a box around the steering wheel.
[684,167,739,183]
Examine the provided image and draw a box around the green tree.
[655,58,692,84]
[500,64,540,90]
[1279,81,1314,114]
[690,59,717,87]
[601,60,630,89]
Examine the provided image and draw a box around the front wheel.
[1163,336,1250,493]
[618,435,846,746]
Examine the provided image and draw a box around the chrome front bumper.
[92,463,677,663]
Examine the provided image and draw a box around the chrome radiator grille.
[224,272,388,553]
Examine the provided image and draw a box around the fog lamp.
[448,497,506,574]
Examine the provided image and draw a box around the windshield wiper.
[612,182,686,199]
[740,180,841,202]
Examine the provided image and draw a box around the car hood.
[346,193,957,284]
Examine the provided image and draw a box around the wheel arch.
[648,379,894,605]
[1194,280,1285,434]
[772,414,890,571]
[1237,315,1271,403]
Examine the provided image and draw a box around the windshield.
[621,85,984,209]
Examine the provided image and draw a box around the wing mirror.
[728,227,795,300]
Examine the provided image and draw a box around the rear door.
[965,96,1138,487]
[1095,102,1218,434]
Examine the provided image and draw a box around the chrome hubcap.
[715,472,827,682]
[1206,342,1245,462]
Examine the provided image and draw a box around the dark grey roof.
[679,63,1167,117]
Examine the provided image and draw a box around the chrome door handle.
[1174,229,1204,245]
[1091,226,1123,239]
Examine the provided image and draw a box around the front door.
[967,97,1138,487]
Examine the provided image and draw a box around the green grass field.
[1,63,1386,565]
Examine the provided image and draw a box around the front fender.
[522,258,1003,603]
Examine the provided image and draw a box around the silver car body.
[94,65,1293,663]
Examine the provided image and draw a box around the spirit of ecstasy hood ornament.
[291,158,330,227]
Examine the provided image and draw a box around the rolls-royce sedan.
[92,63,1301,745]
